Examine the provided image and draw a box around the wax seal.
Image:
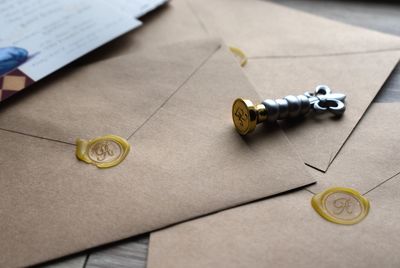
[229,46,248,67]
[232,85,346,135]
[76,135,130,168]
[311,187,370,225]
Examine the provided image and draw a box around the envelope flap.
[0,39,221,144]
[307,103,400,194]
[127,45,314,204]
[244,51,400,171]
[188,0,400,57]
[0,42,314,268]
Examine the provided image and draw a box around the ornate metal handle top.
[232,85,346,135]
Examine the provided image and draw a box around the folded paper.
[147,103,400,268]
[185,0,400,171]
[149,179,400,268]
[306,103,400,194]
[187,0,400,57]
[0,39,314,268]
[245,51,400,171]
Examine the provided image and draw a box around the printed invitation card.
[0,0,165,102]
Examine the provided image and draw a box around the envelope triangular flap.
[0,41,314,268]
[306,103,400,194]
[0,39,221,144]
[188,0,400,57]
[244,51,400,171]
[146,104,400,268]
[184,0,400,171]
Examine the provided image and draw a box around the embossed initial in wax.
[76,135,130,168]
[311,187,369,225]
[88,140,121,163]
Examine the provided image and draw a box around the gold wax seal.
[229,46,248,67]
[312,187,370,225]
[76,135,130,168]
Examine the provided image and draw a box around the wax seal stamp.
[76,135,130,168]
[312,187,370,225]
[232,85,346,135]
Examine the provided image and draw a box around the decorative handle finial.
[232,85,346,135]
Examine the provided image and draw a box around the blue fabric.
[0,47,29,76]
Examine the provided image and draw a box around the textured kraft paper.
[184,0,400,171]
[0,40,314,268]
[187,0,400,57]
[147,103,400,268]
[244,52,400,171]
[306,103,400,194]
[0,39,220,144]
[148,177,400,268]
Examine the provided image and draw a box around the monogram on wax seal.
[232,85,346,135]
[311,187,370,225]
[76,135,130,168]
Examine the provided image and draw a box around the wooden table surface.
[34,1,400,267]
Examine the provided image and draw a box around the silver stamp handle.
[261,85,346,122]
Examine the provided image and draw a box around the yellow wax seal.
[312,187,370,225]
[229,46,248,67]
[76,135,130,168]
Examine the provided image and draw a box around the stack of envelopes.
[1,0,400,267]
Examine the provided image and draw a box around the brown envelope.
[185,0,400,171]
[0,39,314,268]
[187,0,400,57]
[244,52,400,171]
[147,103,400,268]
[306,103,400,194]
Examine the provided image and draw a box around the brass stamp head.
[232,98,258,135]
[232,86,346,135]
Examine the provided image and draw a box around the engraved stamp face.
[233,100,249,133]
[88,139,122,164]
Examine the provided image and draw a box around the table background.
[34,1,400,267]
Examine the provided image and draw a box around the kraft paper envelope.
[147,103,400,268]
[184,0,400,171]
[244,52,400,171]
[306,103,400,194]
[0,39,314,268]
[187,0,400,57]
